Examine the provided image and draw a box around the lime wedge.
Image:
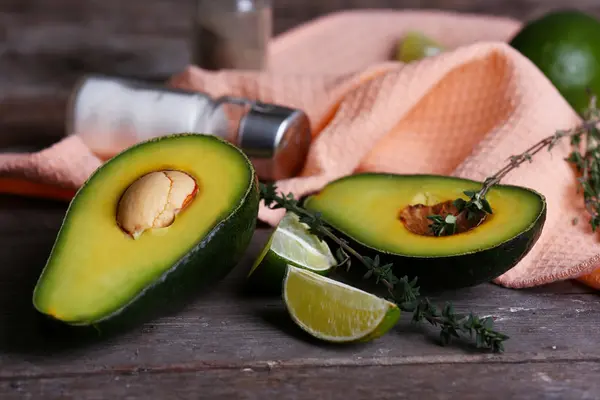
[396,31,445,63]
[283,265,400,343]
[247,212,337,294]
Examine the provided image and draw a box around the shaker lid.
[237,102,312,181]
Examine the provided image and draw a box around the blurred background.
[2,0,599,147]
[4,1,600,89]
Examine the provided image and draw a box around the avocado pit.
[398,199,487,237]
[116,170,198,239]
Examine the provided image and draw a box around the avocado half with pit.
[32,134,259,329]
[303,173,546,290]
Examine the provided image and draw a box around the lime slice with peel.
[247,212,337,294]
[283,265,400,343]
[396,31,445,63]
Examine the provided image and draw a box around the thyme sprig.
[566,94,600,231]
[427,214,457,236]
[260,183,508,352]
[429,92,600,236]
[454,190,493,220]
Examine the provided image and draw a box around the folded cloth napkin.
[1,10,599,289]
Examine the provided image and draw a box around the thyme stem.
[474,94,600,230]
[431,92,600,236]
[319,227,394,290]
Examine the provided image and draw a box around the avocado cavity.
[399,198,487,237]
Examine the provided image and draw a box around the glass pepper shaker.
[66,74,312,181]
[191,0,272,70]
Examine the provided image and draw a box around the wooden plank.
[2,361,600,400]
[1,195,599,378]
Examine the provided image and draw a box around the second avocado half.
[304,173,546,290]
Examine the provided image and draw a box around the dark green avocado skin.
[303,175,547,293]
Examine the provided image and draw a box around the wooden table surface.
[2,196,600,399]
[3,1,600,399]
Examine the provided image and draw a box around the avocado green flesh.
[33,134,254,324]
[304,174,544,257]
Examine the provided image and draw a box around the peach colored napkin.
[1,10,599,289]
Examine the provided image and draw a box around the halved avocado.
[303,173,546,290]
[32,134,259,329]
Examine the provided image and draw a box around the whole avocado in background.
[509,10,600,115]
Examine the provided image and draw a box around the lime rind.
[359,306,401,342]
[282,265,400,343]
[248,231,274,277]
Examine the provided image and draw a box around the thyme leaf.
[427,214,457,236]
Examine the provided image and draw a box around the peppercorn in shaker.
[191,0,272,70]
[66,74,311,181]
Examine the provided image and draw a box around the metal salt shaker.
[66,74,312,181]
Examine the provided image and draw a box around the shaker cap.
[237,102,312,181]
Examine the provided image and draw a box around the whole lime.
[395,31,445,63]
[509,10,600,115]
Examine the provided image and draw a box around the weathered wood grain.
[1,194,599,382]
[2,361,600,400]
